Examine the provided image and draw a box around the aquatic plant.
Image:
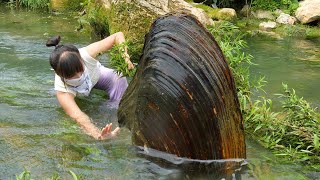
[16,170,80,180]
[16,170,33,180]
[69,170,80,180]
[245,84,319,163]
[275,84,320,161]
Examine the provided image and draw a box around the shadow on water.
[0,4,319,179]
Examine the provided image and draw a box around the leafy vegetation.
[245,84,320,163]
[251,0,299,14]
[20,0,49,9]
[305,26,320,39]
[275,84,320,161]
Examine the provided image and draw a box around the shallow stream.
[0,5,319,179]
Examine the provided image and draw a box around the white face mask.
[64,68,88,87]
[64,67,92,96]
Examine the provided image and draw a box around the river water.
[247,35,320,109]
[0,5,319,179]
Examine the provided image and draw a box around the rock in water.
[118,13,246,160]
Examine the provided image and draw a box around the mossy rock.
[194,5,237,21]
[79,0,158,63]
[217,8,237,21]
[79,2,111,39]
[50,0,85,11]
[104,1,159,63]
[106,2,157,42]
[194,4,220,20]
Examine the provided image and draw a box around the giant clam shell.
[118,13,246,160]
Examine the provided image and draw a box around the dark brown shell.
[118,13,246,160]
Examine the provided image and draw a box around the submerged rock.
[118,13,246,160]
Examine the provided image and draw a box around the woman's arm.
[56,91,119,139]
[85,32,134,69]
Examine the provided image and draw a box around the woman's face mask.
[64,68,88,87]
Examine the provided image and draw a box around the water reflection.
[136,146,246,179]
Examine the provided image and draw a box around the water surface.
[247,36,320,109]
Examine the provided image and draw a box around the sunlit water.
[0,5,318,179]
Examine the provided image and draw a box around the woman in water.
[46,32,134,140]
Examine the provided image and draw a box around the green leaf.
[313,134,319,150]
[254,124,262,132]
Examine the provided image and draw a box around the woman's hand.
[123,53,134,70]
[127,61,134,70]
[98,123,121,140]
[56,92,120,140]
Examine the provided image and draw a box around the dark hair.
[46,36,84,79]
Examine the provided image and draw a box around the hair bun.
[46,35,61,47]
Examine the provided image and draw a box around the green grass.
[6,0,50,9]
